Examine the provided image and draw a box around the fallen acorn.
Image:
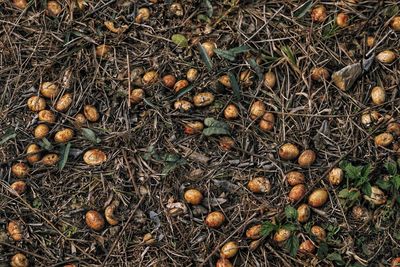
[26,144,41,164]
[219,136,235,151]
[174,100,193,111]
[142,233,156,245]
[130,88,145,104]
[286,171,305,186]
[249,100,266,120]
[27,96,46,112]
[391,257,400,267]
[205,211,225,228]
[85,210,105,231]
[273,228,291,243]
[174,79,189,93]
[288,184,306,202]
[376,50,396,64]
[46,1,62,16]
[170,2,183,16]
[201,41,216,57]
[142,70,158,85]
[10,181,27,195]
[193,92,214,107]
[387,122,400,136]
[55,93,73,112]
[186,68,198,82]
[366,36,375,47]
[38,110,56,123]
[184,121,204,135]
[328,167,343,186]
[104,200,119,225]
[299,240,315,254]
[311,67,329,81]
[34,124,49,139]
[95,44,111,57]
[41,153,59,166]
[391,16,400,31]
[308,188,329,207]
[374,132,394,147]
[11,253,28,267]
[83,149,107,165]
[247,177,271,193]
[220,241,239,259]
[363,186,386,205]
[183,189,203,205]
[297,203,311,223]
[7,220,23,241]
[218,75,231,88]
[279,143,300,160]
[40,82,59,98]
[259,112,275,132]
[246,224,262,240]
[84,105,100,122]
[104,21,128,34]
[162,74,176,88]
[74,113,87,127]
[352,205,369,221]
[11,163,29,178]
[310,225,326,241]
[13,0,28,9]
[224,104,239,120]
[135,7,150,23]
[298,149,316,168]
[336,12,349,27]
[263,71,276,88]
[54,128,74,143]
[370,86,385,105]
[311,5,327,22]
[239,70,253,87]
[216,258,233,267]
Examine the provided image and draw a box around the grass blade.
[59,142,71,170]
[228,72,241,99]
[293,0,313,18]
[173,84,195,101]
[81,128,101,144]
[198,44,213,71]
[248,58,263,81]
[0,129,16,145]
[214,48,236,61]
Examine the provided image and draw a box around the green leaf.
[361,182,372,196]
[202,127,230,136]
[161,153,186,175]
[198,44,213,71]
[285,206,298,221]
[204,118,229,129]
[173,84,195,101]
[281,45,297,65]
[214,49,236,61]
[361,164,373,178]
[248,58,263,81]
[171,34,188,48]
[285,235,299,257]
[317,242,329,259]
[376,179,391,190]
[338,188,350,198]
[59,142,71,170]
[293,0,314,18]
[227,72,241,100]
[383,5,399,18]
[197,14,211,23]
[228,45,250,55]
[32,197,42,209]
[344,163,362,181]
[282,223,297,231]
[203,0,213,17]
[327,252,345,265]
[385,160,398,175]
[261,221,278,237]
[81,128,101,144]
[393,175,400,190]
[0,129,16,145]
[39,137,53,150]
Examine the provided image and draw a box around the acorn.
[336,12,349,27]
[142,70,158,85]
[218,75,231,88]
[219,136,235,151]
[184,121,204,135]
[387,122,400,136]
[273,228,291,243]
[299,240,315,254]
[40,82,59,98]
[54,128,74,143]
[34,124,49,139]
[135,7,150,23]
[247,177,271,193]
[27,96,46,112]
[328,167,343,186]
[239,70,253,87]
[174,79,189,93]
[259,112,275,132]
[85,210,105,231]
[298,149,316,168]
[366,36,375,47]
[84,105,99,122]
[279,143,300,160]
[391,258,400,267]
[55,93,73,112]
[374,132,394,147]
[104,200,119,226]
[26,144,41,164]
[220,241,239,259]
[170,2,183,16]
[297,204,311,223]
[130,88,145,104]
[83,149,107,165]
[376,50,396,64]
[370,86,385,105]
[224,104,239,120]
[186,68,198,82]
[390,16,400,31]
[201,41,216,57]
[174,100,193,111]
[184,189,203,205]
[216,258,233,267]
[263,71,276,88]
[142,233,156,245]
[13,0,28,9]
[162,74,176,88]
[7,220,23,241]
[10,181,27,195]
[352,205,369,220]
[74,113,87,127]
[193,92,214,107]
[46,1,62,16]
[363,186,386,205]
[41,153,59,166]
[38,110,56,123]
[11,253,28,267]
[311,5,327,22]
[249,239,261,251]
[361,110,381,125]
[205,211,225,228]
[95,44,111,57]
[246,224,262,240]
[308,188,329,207]
[288,184,306,202]
[286,171,305,186]
[310,225,326,241]
[249,100,266,120]
[311,67,329,81]
[11,163,28,178]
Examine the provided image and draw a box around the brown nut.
[130,88,145,104]
[104,21,128,34]
[224,104,239,120]
[387,122,400,136]
[371,86,385,105]
[184,121,204,135]
[239,70,253,87]
[84,105,100,122]
[249,239,261,251]
[286,171,305,186]
[13,0,28,9]
[249,100,266,120]
[279,143,300,160]
[83,149,107,165]
[310,225,326,241]
[220,241,239,259]
[336,12,349,27]
[352,205,369,220]
[247,177,271,193]
[75,113,87,127]
[205,211,225,228]
[46,1,62,16]
[38,110,56,123]
[27,96,46,112]
[246,224,262,240]
[328,167,343,186]
[311,67,329,81]
[311,5,327,22]
[259,112,275,132]
[363,186,386,205]
[142,233,156,245]
[193,92,214,107]
[95,44,111,57]
[376,50,396,64]
[54,128,74,143]
[218,75,231,88]
[174,100,193,111]
[366,36,375,47]
[273,228,291,243]
[184,189,203,205]
[174,79,189,93]
[219,136,235,151]
[308,188,329,207]
[299,240,315,254]
[186,68,198,82]
[41,153,59,166]
[162,74,176,88]
[10,181,27,195]
[11,163,28,178]
[40,82,59,98]
[297,204,311,223]
[34,124,49,139]
[55,93,73,112]
[216,258,233,267]
[201,41,216,57]
[298,149,316,168]
[85,210,105,231]
[288,184,306,202]
[170,3,183,16]
[390,16,400,31]
[142,70,158,85]
[105,200,120,225]
[11,253,28,267]
[374,132,394,147]
[26,144,41,164]
[135,7,150,23]
[7,220,23,241]
[392,258,400,267]
[263,71,276,88]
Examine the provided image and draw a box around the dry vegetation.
[0,0,400,266]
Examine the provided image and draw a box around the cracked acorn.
[83,149,107,165]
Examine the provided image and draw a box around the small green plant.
[340,161,373,196]
[376,159,400,205]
